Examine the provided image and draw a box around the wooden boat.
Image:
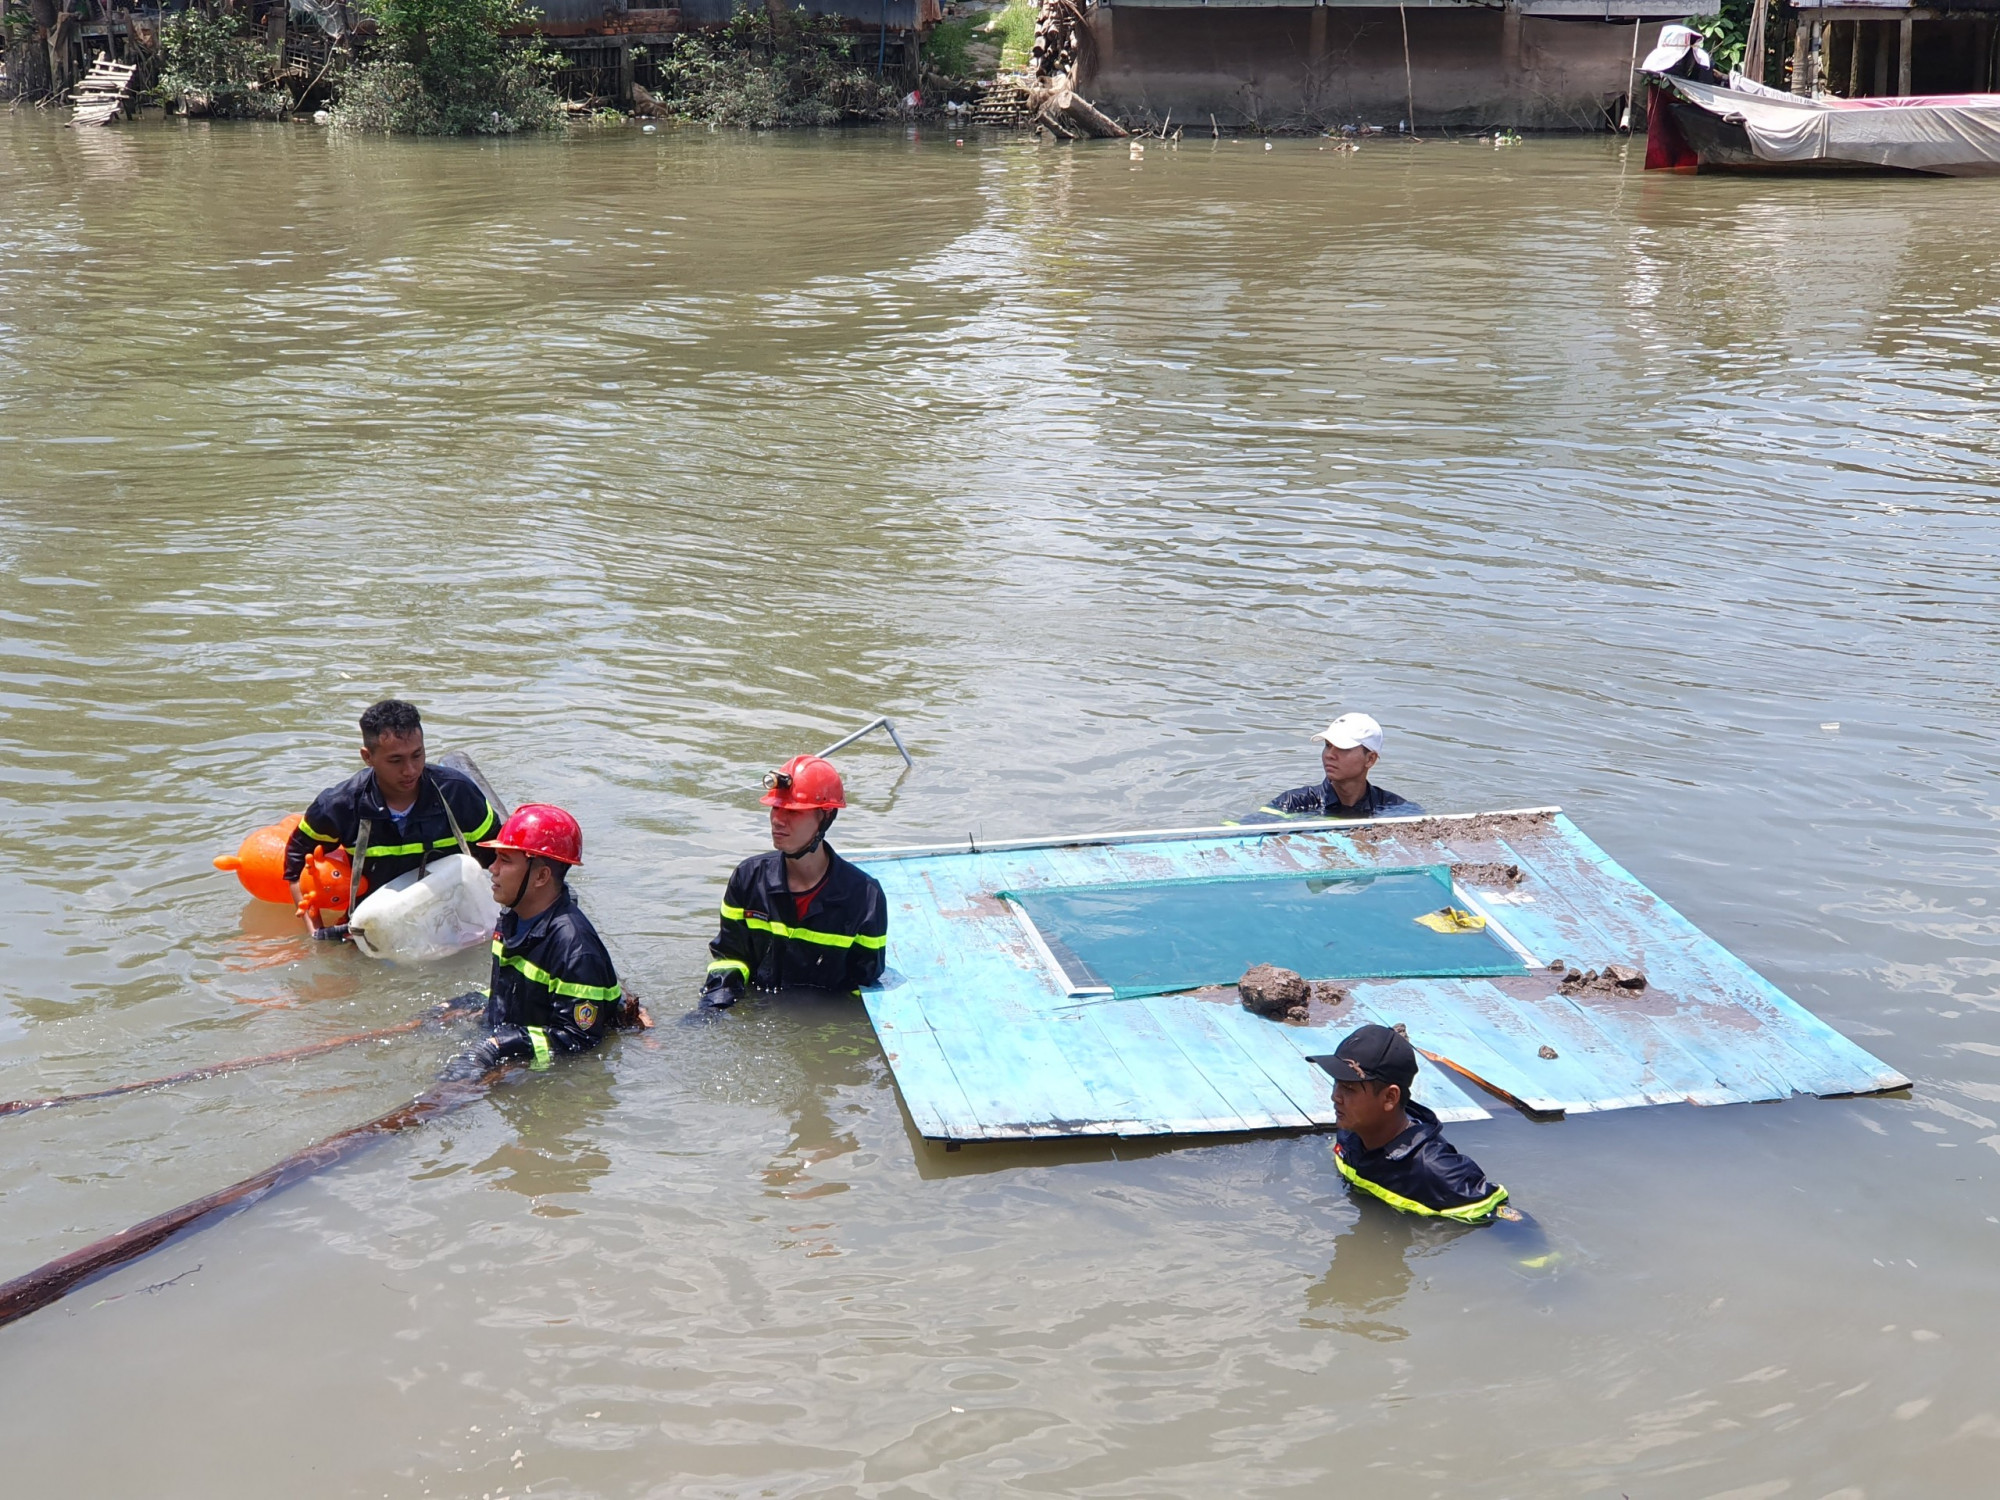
[1642,26,2000,176]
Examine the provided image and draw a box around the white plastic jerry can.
[347,853,499,964]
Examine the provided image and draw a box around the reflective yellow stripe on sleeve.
[297,816,337,845]
[743,915,881,950]
[1334,1149,1509,1223]
[1437,1185,1511,1224]
[356,829,497,860]
[527,1026,552,1070]
[463,805,498,843]
[719,901,746,921]
[489,941,623,1004]
[707,959,750,978]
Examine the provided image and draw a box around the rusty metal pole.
[1399,3,1416,137]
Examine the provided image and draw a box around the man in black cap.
[1309,1023,1512,1223]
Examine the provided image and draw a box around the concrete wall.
[1088,7,1650,131]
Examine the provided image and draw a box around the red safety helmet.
[480,803,584,865]
[762,754,846,811]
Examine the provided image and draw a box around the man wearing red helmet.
[698,754,888,1012]
[449,803,624,1074]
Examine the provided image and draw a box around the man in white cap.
[1638,23,1721,85]
[1244,712,1425,823]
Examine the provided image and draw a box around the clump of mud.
[1454,862,1523,888]
[1234,967,1351,1024]
[1240,964,1310,1022]
[1551,961,1647,995]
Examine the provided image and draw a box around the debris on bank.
[69,56,137,126]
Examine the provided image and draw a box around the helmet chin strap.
[782,808,837,862]
[499,857,546,910]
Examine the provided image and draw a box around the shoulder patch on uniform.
[573,1002,597,1031]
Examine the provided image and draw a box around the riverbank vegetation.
[1692,0,1754,75]
[151,10,291,119]
[332,0,560,133]
[983,0,1036,70]
[637,4,1007,128]
[644,8,902,128]
[4,0,82,99]
[5,0,1024,131]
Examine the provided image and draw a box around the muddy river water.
[3,115,1999,1497]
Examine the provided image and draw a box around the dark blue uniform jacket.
[284,764,499,885]
[1334,1100,1509,1222]
[485,887,623,1067]
[1244,779,1425,824]
[704,847,888,1000]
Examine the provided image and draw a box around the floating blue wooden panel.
[854,810,1909,1143]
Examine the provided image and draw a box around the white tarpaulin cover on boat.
[1661,74,2000,175]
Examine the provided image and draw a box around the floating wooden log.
[0,1070,501,1329]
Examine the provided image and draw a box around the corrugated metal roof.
[853,809,1908,1143]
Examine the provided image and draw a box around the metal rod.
[847,807,1568,863]
[1400,4,1417,138]
[1620,18,1642,129]
[816,716,915,769]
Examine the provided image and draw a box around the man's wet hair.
[360,699,423,747]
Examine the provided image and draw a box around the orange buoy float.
[214,816,369,924]
[213,815,302,905]
[296,845,366,926]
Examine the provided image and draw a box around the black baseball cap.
[1308,1024,1418,1090]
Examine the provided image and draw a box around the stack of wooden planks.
[70,57,138,126]
[970,75,1033,127]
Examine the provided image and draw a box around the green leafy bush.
[984,0,1035,71]
[1691,1,1750,74]
[333,0,560,133]
[153,9,292,119]
[651,7,901,128]
[921,17,991,81]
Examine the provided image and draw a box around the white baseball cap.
[1312,712,1384,753]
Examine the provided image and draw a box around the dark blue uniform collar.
[1321,778,1381,817]
[354,767,440,820]
[498,885,573,949]
[1340,1099,1442,1165]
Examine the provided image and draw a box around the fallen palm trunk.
[0,994,482,1121]
[1025,0,1126,139]
[1026,75,1126,139]
[0,1069,501,1330]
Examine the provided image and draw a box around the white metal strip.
[1001,894,1112,1000]
[1449,881,1542,970]
[849,807,1564,863]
